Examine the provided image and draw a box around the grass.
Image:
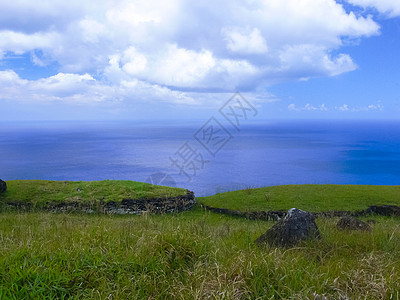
[0,180,186,207]
[0,207,400,299]
[198,184,400,212]
[1,182,400,298]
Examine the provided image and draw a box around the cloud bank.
[0,0,392,104]
[346,0,400,17]
[288,101,384,112]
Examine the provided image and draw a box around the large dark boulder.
[336,216,371,231]
[367,205,400,217]
[256,208,320,247]
[0,179,6,194]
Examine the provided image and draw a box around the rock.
[256,208,320,247]
[200,204,244,218]
[118,190,196,214]
[367,205,400,217]
[336,216,371,231]
[42,190,196,215]
[201,204,286,221]
[0,179,6,194]
[245,210,286,221]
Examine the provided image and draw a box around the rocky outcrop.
[201,203,400,221]
[0,179,6,194]
[336,216,371,231]
[256,208,320,247]
[105,190,196,214]
[201,204,359,221]
[245,210,286,221]
[366,205,400,217]
[200,204,285,221]
[6,190,196,214]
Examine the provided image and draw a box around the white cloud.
[346,0,400,17]
[337,104,350,111]
[335,102,384,111]
[120,47,148,76]
[147,45,216,87]
[0,70,107,102]
[0,70,197,104]
[105,43,261,89]
[288,103,328,111]
[289,102,384,112]
[278,44,358,79]
[222,27,268,54]
[0,30,59,56]
[79,19,106,44]
[0,0,384,104]
[104,44,217,87]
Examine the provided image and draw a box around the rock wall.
[201,204,285,221]
[201,203,400,220]
[104,190,196,214]
[0,179,6,194]
[44,190,196,214]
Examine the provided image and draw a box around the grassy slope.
[0,209,399,299]
[198,184,400,212]
[0,180,186,207]
[1,183,400,298]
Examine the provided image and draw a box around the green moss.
[0,180,186,207]
[198,184,400,212]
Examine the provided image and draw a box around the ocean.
[1,120,399,196]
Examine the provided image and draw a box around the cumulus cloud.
[289,102,384,112]
[222,27,268,54]
[335,102,384,112]
[346,0,400,17]
[0,70,107,102]
[0,0,384,104]
[288,103,328,111]
[278,45,358,80]
[0,30,59,56]
[0,70,197,104]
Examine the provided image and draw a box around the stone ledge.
[2,190,196,214]
[201,203,400,220]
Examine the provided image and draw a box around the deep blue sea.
[1,120,400,196]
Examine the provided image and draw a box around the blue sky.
[0,0,399,122]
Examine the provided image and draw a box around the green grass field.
[1,181,400,298]
[198,184,400,212]
[0,180,186,207]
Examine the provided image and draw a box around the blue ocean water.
[0,120,399,196]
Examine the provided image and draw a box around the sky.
[0,0,400,122]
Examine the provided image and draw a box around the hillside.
[198,184,400,212]
[0,180,187,208]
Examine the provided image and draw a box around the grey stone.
[336,216,371,231]
[256,208,320,247]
